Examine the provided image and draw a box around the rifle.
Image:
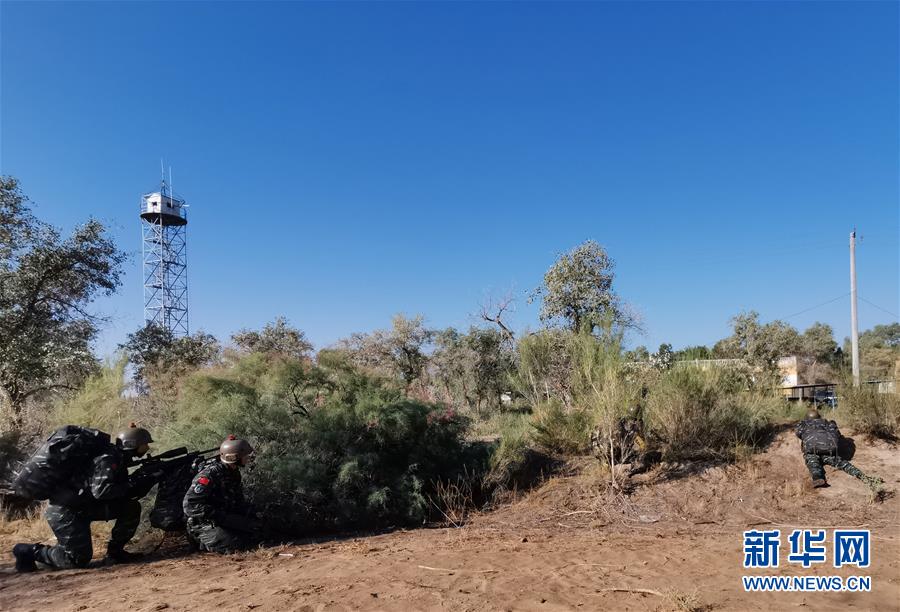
[128,446,219,469]
[127,446,218,498]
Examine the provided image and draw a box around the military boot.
[863,475,884,491]
[812,478,828,488]
[12,544,38,573]
[104,544,144,565]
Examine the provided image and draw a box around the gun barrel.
[155,446,190,460]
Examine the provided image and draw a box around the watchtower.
[140,177,188,336]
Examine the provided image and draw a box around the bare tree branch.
[480,292,516,343]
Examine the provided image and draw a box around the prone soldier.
[12,424,161,572]
[183,435,261,553]
[796,408,882,490]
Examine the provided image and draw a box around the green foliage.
[643,366,781,461]
[161,353,470,531]
[673,345,711,361]
[713,314,843,384]
[119,322,221,393]
[530,400,591,456]
[52,357,133,433]
[837,385,900,440]
[531,240,634,334]
[431,326,515,415]
[857,323,900,349]
[844,323,900,381]
[624,345,650,361]
[483,412,533,488]
[340,314,433,391]
[511,329,574,408]
[231,316,313,360]
[713,311,799,381]
[0,176,126,426]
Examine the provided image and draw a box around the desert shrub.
[162,353,471,533]
[837,385,900,440]
[482,412,559,499]
[644,366,781,461]
[511,330,575,408]
[468,409,530,440]
[52,357,134,433]
[486,412,531,476]
[530,400,591,455]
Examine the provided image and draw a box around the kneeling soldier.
[183,435,259,553]
[796,408,882,491]
[13,424,159,571]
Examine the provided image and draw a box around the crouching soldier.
[13,424,160,572]
[796,408,882,490]
[183,435,260,553]
[591,405,660,477]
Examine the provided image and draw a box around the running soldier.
[12,424,160,572]
[183,435,260,553]
[796,408,882,490]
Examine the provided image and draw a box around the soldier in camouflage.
[591,405,660,476]
[796,408,882,490]
[12,424,160,572]
[183,436,261,553]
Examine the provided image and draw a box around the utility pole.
[849,230,860,387]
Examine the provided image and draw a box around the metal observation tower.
[141,177,188,336]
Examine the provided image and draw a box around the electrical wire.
[859,297,899,320]
[781,293,850,320]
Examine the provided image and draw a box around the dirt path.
[1,431,897,611]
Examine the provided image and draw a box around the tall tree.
[339,314,433,391]
[531,240,634,334]
[431,326,515,413]
[232,316,313,360]
[796,322,838,383]
[713,311,800,379]
[845,323,900,380]
[120,322,220,393]
[0,177,126,427]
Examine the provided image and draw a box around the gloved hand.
[128,466,165,498]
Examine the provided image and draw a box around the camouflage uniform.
[591,412,659,476]
[183,458,258,553]
[795,418,872,486]
[34,447,142,569]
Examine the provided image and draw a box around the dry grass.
[428,470,477,527]
[836,386,900,441]
[664,588,705,612]
[0,502,118,563]
[0,504,53,545]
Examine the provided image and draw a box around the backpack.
[11,426,111,501]
[800,419,840,454]
[149,457,205,531]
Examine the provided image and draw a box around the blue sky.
[2,1,897,356]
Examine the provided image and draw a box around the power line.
[781,293,850,320]
[859,297,899,320]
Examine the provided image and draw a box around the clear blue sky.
[2,1,898,356]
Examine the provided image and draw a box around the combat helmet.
[220,435,254,466]
[806,408,821,420]
[117,422,153,452]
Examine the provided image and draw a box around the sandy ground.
[0,429,897,612]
